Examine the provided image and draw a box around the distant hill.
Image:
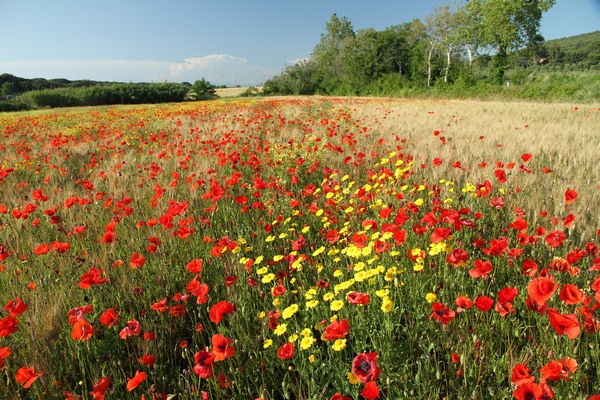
[540,30,600,69]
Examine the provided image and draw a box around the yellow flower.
[305,300,319,309]
[300,336,316,350]
[425,293,437,303]
[263,339,273,349]
[272,298,282,307]
[413,263,424,272]
[332,339,347,351]
[288,334,298,343]
[256,266,268,275]
[301,328,313,337]
[312,246,325,257]
[262,273,276,284]
[323,292,335,301]
[330,300,344,311]
[254,255,264,265]
[381,296,394,313]
[282,304,299,319]
[309,355,318,363]
[274,323,287,336]
[347,372,360,385]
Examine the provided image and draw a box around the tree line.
[263,0,599,96]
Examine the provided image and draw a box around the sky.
[0,0,598,86]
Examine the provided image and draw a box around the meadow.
[0,96,599,399]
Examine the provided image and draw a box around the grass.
[0,96,599,399]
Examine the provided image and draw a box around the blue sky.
[0,0,598,86]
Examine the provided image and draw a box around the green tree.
[464,0,556,83]
[192,78,217,100]
[312,14,355,93]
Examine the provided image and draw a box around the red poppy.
[119,319,141,339]
[4,298,27,317]
[361,381,380,399]
[559,284,584,305]
[130,253,146,268]
[547,308,580,339]
[89,377,110,400]
[540,359,570,382]
[322,318,350,340]
[498,287,518,304]
[194,350,215,378]
[211,333,235,361]
[0,346,11,368]
[272,285,286,297]
[0,315,19,337]
[71,319,96,341]
[34,243,49,255]
[474,296,494,312]
[525,296,547,315]
[513,382,543,400]
[126,370,146,392]
[528,276,558,306]
[455,296,473,312]
[15,366,42,388]
[99,308,119,328]
[521,259,539,277]
[564,189,578,205]
[277,342,295,360]
[347,292,370,305]
[186,258,203,273]
[330,393,352,400]
[446,248,469,267]
[511,363,535,386]
[209,300,235,325]
[352,352,380,383]
[430,302,456,325]
[78,266,109,289]
[545,230,566,248]
[468,259,493,278]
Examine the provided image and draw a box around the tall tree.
[464,0,555,83]
[312,14,355,93]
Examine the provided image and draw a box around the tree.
[311,14,355,93]
[192,78,217,100]
[464,0,556,83]
[426,3,464,84]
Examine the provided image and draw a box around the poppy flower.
[513,382,543,400]
[209,300,235,325]
[564,189,578,205]
[0,346,11,368]
[559,284,584,305]
[511,363,535,386]
[468,259,493,279]
[429,302,456,325]
[0,315,19,337]
[352,352,380,383]
[545,230,566,248]
[347,292,370,305]
[186,258,203,273]
[15,366,42,388]
[277,342,295,360]
[89,377,110,400]
[528,276,558,306]
[498,287,518,304]
[193,350,215,378]
[455,296,473,312]
[126,370,146,392]
[322,318,350,340]
[474,296,494,312]
[119,319,141,339]
[99,308,119,328]
[138,354,155,366]
[330,393,352,400]
[547,308,580,339]
[361,381,380,399]
[211,333,235,361]
[71,319,96,341]
[4,298,27,317]
[129,253,146,268]
[78,266,109,289]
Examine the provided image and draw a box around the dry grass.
[215,86,263,98]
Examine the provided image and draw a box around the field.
[0,97,599,399]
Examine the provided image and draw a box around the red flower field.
[0,97,599,399]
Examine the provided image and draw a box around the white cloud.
[0,55,279,86]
